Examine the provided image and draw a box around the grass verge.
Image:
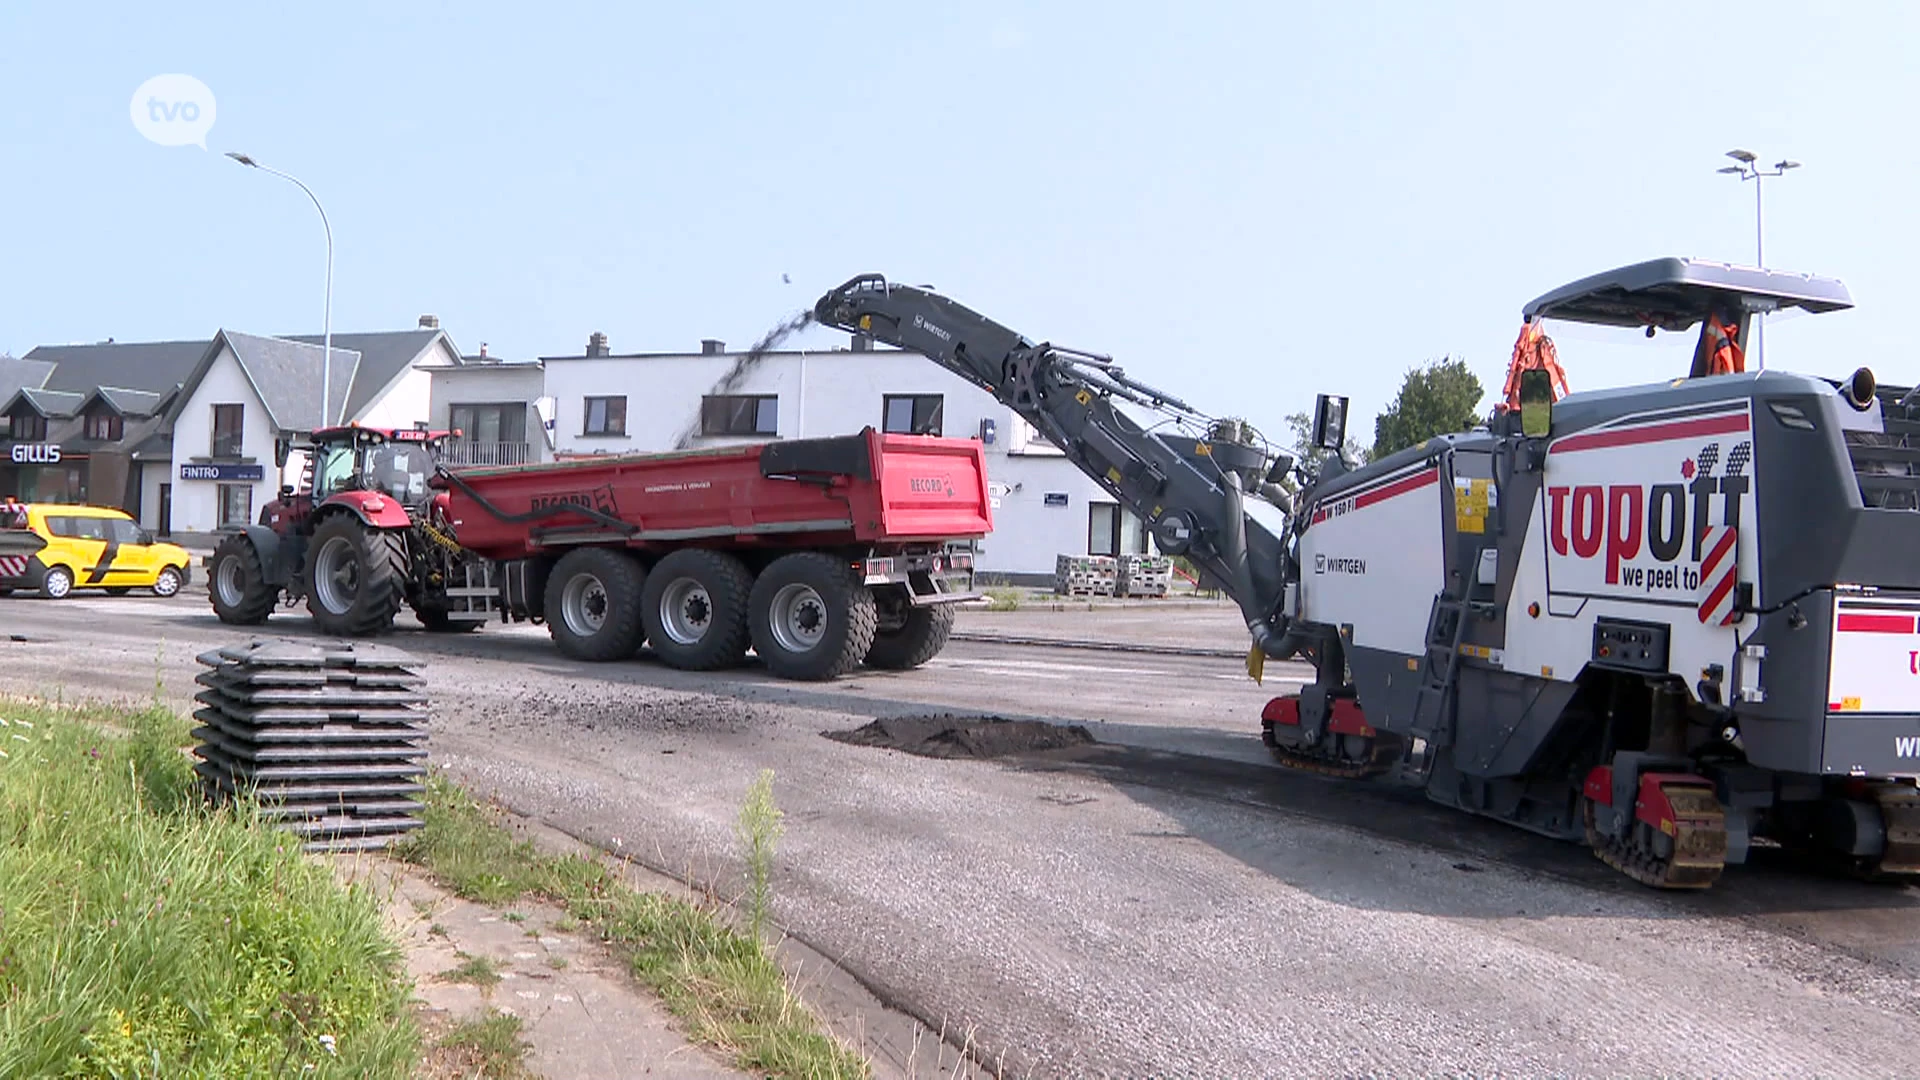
[0,695,420,1077]
[393,770,872,1079]
[432,1007,535,1080]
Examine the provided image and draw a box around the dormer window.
[84,411,123,441]
[8,410,46,443]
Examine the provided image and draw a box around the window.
[1088,503,1151,557]
[583,396,627,436]
[109,518,147,546]
[84,411,123,441]
[9,411,46,442]
[45,516,108,541]
[211,404,245,458]
[314,443,357,497]
[882,394,944,436]
[1088,503,1118,557]
[450,402,528,445]
[1010,417,1063,456]
[701,395,777,437]
[217,483,253,528]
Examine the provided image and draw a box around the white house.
[159,325,461,534]
[427,349,555,466]
[8,320,466,536]
[529,332,1157,582]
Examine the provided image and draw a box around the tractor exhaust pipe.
[1842,367,1877,411]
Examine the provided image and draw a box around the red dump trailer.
[430,427,991,679]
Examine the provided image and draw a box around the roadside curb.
[949,631,1246,660]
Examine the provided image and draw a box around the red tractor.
[207,424,487,636]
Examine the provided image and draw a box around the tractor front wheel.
[209,532,277,625]
[304,515,408,637]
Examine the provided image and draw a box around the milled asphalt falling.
[3,593,1918,1077]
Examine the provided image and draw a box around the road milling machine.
[813,257,1920,890]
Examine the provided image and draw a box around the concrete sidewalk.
[951,602,1253,659]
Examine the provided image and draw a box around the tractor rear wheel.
[209,532,277,625]
[304,515,408,637]
[544,547,646,661]
[864,601,955,670]
[749,552,877,681]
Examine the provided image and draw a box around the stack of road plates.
[191,638,429,852]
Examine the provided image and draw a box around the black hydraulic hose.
[434,467,638,536]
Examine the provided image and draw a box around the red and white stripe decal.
[1310,468,1438,524]
[1554,410,1750,455]
[1695,525,1739,626]
[0,555,26,579]
[1837,612,1919,635]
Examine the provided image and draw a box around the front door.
[158,484,172,536]
[105,517,159,585]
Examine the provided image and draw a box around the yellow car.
[0,503,192,599]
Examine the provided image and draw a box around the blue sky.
[3,1,1916,450]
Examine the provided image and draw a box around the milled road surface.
[4,591,1920,1076]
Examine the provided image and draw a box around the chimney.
[701,338,724,356]
[851,333,873,353]
[418,314,440,329]
[587,332,609,357]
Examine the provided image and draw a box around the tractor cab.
[307,425,451,508]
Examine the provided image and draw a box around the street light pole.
[226,152,334,433]
[1717,149,1800,369]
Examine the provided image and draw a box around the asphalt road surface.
[4,589,1920,1077]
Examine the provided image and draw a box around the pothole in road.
[824,713,1097,760]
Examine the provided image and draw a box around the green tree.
[1370,356,1485,460]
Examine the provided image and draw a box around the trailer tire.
[749,552,877,681]
[545,547,647,661]
[304,515,408,637]
[210,532,277,625]
[642,548,752,670]
[864,602,955,670]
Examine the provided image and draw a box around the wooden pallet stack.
[1116,554,1174,597]
[190,639,430,853]
[1054,554,1117,597]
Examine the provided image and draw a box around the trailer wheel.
[210,532,277,625]
[864,602,955,670]
[304,515,408,637]
[642,549,752,670]
[544,547,647,661]
[749,552,877,681]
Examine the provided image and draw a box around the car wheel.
[151,566,183,598]
[41,566,73,600]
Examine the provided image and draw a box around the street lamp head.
[1726,148,1757,163]
[225,151,258,167]
[1777,160,1801,170]
[1717,165,1745,175]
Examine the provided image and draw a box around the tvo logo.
[130,74,217,149]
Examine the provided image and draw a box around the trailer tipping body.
[437,427,992,559]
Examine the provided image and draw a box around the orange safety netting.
[1500,319,1570,412]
